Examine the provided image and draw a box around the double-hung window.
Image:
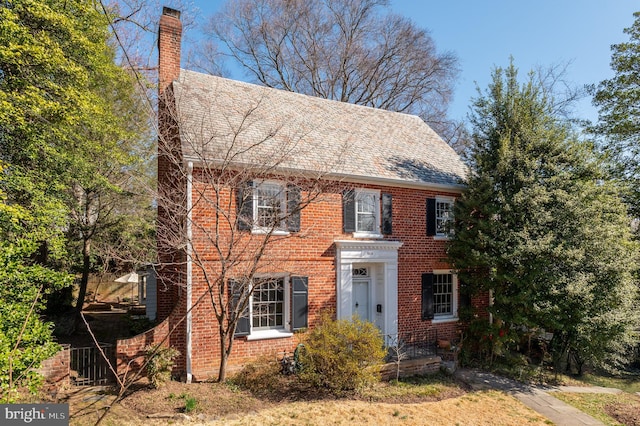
[421,271,458,321]
[254,182,286,230]
[355,190,378,234]
[427,197,455,238]
[435,199,454,236]
[343,189,392,237]
[252,277,285,330]
[232,275,309,340]
[236,180,301,234]
[433,273,454,317]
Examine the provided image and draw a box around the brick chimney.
[158,6,182,95]
[156,6,185,330]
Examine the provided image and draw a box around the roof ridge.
[178,68,427,124]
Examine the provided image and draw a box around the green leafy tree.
[590,11,640,216]
[1,0,153,320]
[0,0,152,396]
[0,167,72,402]
[0,0,96,393]
[64,59,154,320]
[449,61,640,373]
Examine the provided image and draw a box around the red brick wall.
[390,185,464,343]
[116,312,173,379]
[159,177,485,380]
[37,344,71,388]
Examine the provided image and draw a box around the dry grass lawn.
[65,376,552,426]
[194,390,551,426]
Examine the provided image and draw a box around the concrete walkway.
[455,369,619,426]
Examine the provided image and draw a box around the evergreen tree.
[591,11,640,216]
[449,61,639,373]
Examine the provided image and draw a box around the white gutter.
[182,155,466,193]
[186,161,193,383]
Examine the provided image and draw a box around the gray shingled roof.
[173,69,466,189]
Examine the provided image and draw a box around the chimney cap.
[162,6,181,19]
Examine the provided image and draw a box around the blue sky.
[180,0,638,124]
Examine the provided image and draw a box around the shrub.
[229,355,283,396]
[144,344,179,388]
[297,313,385,394]
[460,319,517,366]
[183,395,198,413]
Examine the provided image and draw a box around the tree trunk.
[217,330,229,382]
[75,238,91,322]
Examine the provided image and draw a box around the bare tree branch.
[201,0,462,144]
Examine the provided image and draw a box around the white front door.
[353,278,370,321]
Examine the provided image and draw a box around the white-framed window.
[344,189,392,238]
[355,190,378,233]
[251,276,286,330]
[433,273,454,317]
[422,270,458,322]
[354,189,381,237]
[253,181,287,232]
[232,275,309,340]
[435,198,454,237]
[245,275,291,340]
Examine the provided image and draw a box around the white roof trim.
[182,155,465,193]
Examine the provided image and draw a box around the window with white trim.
[252,277,285,330]
[254,181,286,231]
[232,275,309,339]
[433,273,454,317]
[343,189,393,237]
[421,271,458,321]
[236,180,301,234]
[435,199,454,236]
[355,190,378,233]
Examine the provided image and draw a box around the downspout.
[488,289,494,324]
[186,161,193,383]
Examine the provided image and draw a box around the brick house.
[149,7,487,382]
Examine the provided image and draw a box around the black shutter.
[426,198,436,236]
[287,184,301,232]
[343,189,356,233]
[421,273,434,320]
[382,193,392,235]
[291,276,308,330]
[230,280,250,336]
[236,181,254,231]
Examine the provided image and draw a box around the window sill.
[246,330,293,341]
[433,235,451,241]
[251,228,290,236]
[352,232,383,239]
[431,316,458,324]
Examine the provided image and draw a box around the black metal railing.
[70,343,115,386]
[382,330,437,361]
